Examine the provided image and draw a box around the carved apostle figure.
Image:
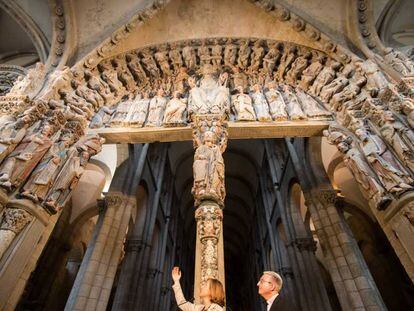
[182,44,197,70]
[319,74,349,103]
[299,55,326,90]
[278,46,297,81]
[198,40,211,66]
[355,128,413,194]
[231,86,256,121]
[146,89,168,127]
[98,62,126,97]
[383,48,414,75]
[231,66,248,91]
[380,110,414,172]
[282,85,307,120]
[84,69,114,104]
[251,84,272,121]
[296,89,332,120]
[0,115,32,164]
[249,40,265,72]
[360,59,389,92]
[263,43,283,76]
[237,39,251,69]
[331,81,363,112]
[309,62,341,96]
[44,135,104,214]
[140,48,160,78]
[20,125,81,204]
[126,53,148,84]
[154,45,172,76]
[89,106,116,129]
[285,51,312,84]
[265,82,288,121]
[223,38,238,67]
[163,91,187,126]
[59,89,94,120]
[125,92,150,127]
[211,39,223,68]
[0,123,56,191]
[169,43,184,72]
[72,79,104,110]
[192,131,225,205]
[110,98,132,127]
[112,56,137,92]
[324,131,391,210]
[173,67,190,94]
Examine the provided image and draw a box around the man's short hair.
[263,271,283,292]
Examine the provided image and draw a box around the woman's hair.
[207,278,225,307]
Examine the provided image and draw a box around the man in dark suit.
[257,271,294,311]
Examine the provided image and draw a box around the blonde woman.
[172,267,225,311]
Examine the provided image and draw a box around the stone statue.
[355,128,413,194]
[285,51,312,84]
[146,89,167,127]
[192,131,225,206]
[84,69,114,104]
[154,46,172,76]
[319,75,349,103]
[383,48,414,76]
[251,84,272,121]
[98,62,126,97]
[331,81,363,112]
[265,82,288,121]
[163,91,187,126]
[360,59,389,92]
[231,66,248,91]
[59,89,94,120]
[299,55,326,90]
[380,110,414,172]
[400,96,414,129]
[211,39,223,68]
[188,65,230,118]
[249,40,265,72]
[262,43,283,76]
[278,46,297,81]
[169,43,184,72]
[282,85,307,120]
[112,57,137,91]
[309,62,341,96]
[182,44,197,70]
[0,122,56,191]
[44,135,104,214]
[89,106,116,128]
[231,86,256,121]
[237,39,251,69]
[110,98,132,127]
[296,89,332,120]
[7,62,45,97]
[125,92,150,127]
[126,53,148,84]
[0,115,32,164]
[324,130,391,210]
[223,39,238,67]
[198,40,211,66]
[20,122,83,204]
[72,79,105,110]
[173,67,190,94]
[140,49,160,77]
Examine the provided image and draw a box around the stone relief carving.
[146,89,167,127]
[251,84,272,121]
[6,63,46,98]
[231,86,256,121]
[163,91,187,127]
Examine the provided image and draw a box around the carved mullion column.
[192,114,227,302]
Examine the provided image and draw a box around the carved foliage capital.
[0,208,33,233]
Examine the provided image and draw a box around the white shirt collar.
[266,293,279,311]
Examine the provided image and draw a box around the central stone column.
[191,114,228,301]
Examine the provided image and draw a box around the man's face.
[257,274,275,297]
